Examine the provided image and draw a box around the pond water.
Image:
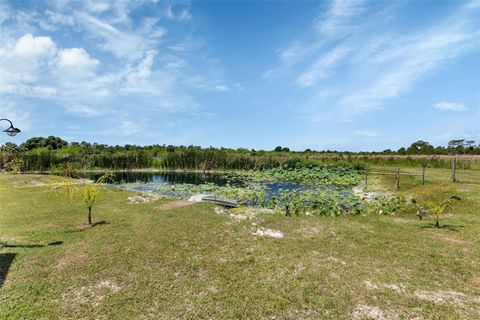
[80,171,245,186]
[79,171,320,198]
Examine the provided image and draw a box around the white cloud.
[73,12,149,60]
[0,34,58,95]
[125,50,156,82]
[268,0,480,122]
[178,10,192,22]
[86,1,110,13]
[433,102,467,111]
[339,23,478,112]
[66,104,110,117]
[165,5,192,22]
[55,48,99,79]
[13,33,57,59]
[297,45,350,86]
[0,0,236,143]
[109,120,141,136]
[213,85,229,92]
[314,0,365,37]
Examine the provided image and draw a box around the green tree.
[423,197,459,228]
[406,140,434,154]
[55,171,114,225]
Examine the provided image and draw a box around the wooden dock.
[194,194,238,207]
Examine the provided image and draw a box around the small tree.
[82,184,100,225]
[55,171,114,226]
[423,197,459,228]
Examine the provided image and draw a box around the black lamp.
[1,119,21,137]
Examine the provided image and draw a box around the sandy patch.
[435,235,465,244]
[0,236,20,243]
[128,192,163,204]
[327,256,347,266]
[352,305,397,319]
[391,217,417,224]
[365,281,480,309]
[63,280,121,307]
[30,180,46,186]
[293,226,324,238]
[414,290,480,306]
[156,200,194,211]
[252,227,284,239]
[56,251,88,269]
[214,207,228,215]
[352,186,389,202]
[364,280,405,293]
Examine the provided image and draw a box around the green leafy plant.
[81,184,100,225]
[54,171,113,225]
[6,158,23,174]
[423,197,459,228]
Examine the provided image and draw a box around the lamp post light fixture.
[0,118,21,137]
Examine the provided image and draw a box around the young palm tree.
[423,196,460,228]
[82,184,100,225]
[55,171,114,225]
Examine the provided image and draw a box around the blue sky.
[1,0,479,151]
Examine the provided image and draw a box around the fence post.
[396,168,400,189]
[451,158,457,183]
[365,170,368,190]
[422,166,425,185]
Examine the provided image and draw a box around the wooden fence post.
[365,170,368,190]
[451,158,457,183]
[422,166,425,185]
[396,168,400,189]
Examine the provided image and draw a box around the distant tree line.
[0,136,479,172]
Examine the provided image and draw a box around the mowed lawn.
[1,173,479,319]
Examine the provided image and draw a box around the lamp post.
[0,118,21,136]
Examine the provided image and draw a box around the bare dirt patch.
[252,227,284,239]
[365,280,480,311]
[414,290,480,306]
[62,280,121,308]
[128,192,163,204]
[391,217,417,225]
[156,200,194,211]
[327,256,347,266]
[352,305,398,319]
[364,280,406,293]
[292,225,324,238]
[56,251,89,269]
[434,234,465,244]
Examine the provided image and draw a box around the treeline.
[0,136,479,172]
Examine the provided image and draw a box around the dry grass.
[1,172,479,319]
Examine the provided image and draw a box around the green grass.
[1,172,479,319]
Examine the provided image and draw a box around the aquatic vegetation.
[236,164,362,187]
[106,164,403,217]
[363,195,409,215]
[122,177,405,217]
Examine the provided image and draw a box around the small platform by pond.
[189,194,238,207]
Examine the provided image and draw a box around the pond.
[80,171,244,186]
[79,170,320,199]
[78,169,381,216]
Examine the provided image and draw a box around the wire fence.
[369,161,480,188]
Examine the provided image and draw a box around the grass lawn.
[1,172,479,319]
